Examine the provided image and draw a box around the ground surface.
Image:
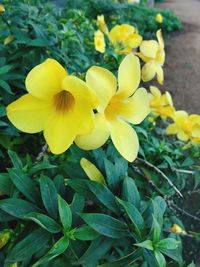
[156,0,200,114]
[156,1,200,265]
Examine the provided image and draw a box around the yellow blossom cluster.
[94,16,165,85]
[6,54,150,162]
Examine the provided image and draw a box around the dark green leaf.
[116,198,144,237]
[32,236,69,266]
[74,226,100,241]
[58,195,72,231]
[6,228,51,262]
[8,150,23,169]
[80,213,128,238]
[152,216,161,242]
[0,199,39,218]
[0,79,13,94]
[98,248,142,266]
[122,176,140,209]
[24,212,61,233]
[40,175,58,218]
[0,173,12,195]
[8,169,40,204]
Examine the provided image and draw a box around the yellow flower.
[94,30,106,53]
[0,4,5,12]
[138,29,165,85]
[6,59,97,154]
[128,0,140,3]
[9,264,17,267]
[75,54,150,162]
[80,158,106,185]
[149,86,174,119]
[166,111,200,143]
[4,35,14,45]
[97,15,108,35]
[109,24,143,54]
[155,13,163,24]
[170,224,186,235]
[0,229,13,250]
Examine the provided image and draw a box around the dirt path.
[156,0,200,113]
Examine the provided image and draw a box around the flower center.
[105,95,124,121]
[53,90,75,113]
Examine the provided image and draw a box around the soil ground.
[156,1,200,265]
[156,0,200,114]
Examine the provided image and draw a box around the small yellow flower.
[9,264,17,267]
[155,13,163,24]
[170,224,186,235]
[166,111,200,143]
[7,59,98,154]
[0,229,13,250]
[138,29,165,85]
[75,54,150,162]
[97,15,108,35]
[109,24,143,54]
[0,4,5,12]
[4,35,14,45]
[149,86,174,119]
[94,30,106,53]
[80,158,106,185]
[128,0,140,3]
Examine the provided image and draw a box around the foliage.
[0,1,199,267]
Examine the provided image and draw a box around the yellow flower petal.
[140,40,158,59]
[86,66,116,111]
[156,29,164,49]
[25,58,67,100]
[80,158,106,185]
[127,33,143,48]
[166,123,179,134]
[155,64,164,85]
[118,88,150,124]
[174,111,188,127]
[109,24,136,44]
[118,54,141,97]
[6,94,51,133]
[44,111,77,154]
[165,91,173,106]
[177,131,189,141]
[75,113,110,150]
[142,61,157,82]
[94,30,106,53]
[149,86,161,98]
[110,119,139,162]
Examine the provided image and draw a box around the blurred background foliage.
[1,1,200,267]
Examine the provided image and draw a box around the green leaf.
[0,79,13,94]
[0,65,13,75]
[80,213,128,238]
[135,240,153,250]
[74,226,100,241]
[98,248,143,266]
[68,179,119,214]
[156,238,179,250]
[116,198,144,238]
[187,262,196,267]
[122,176,140,209]
[6,228,51,262]
[152,216,161,242]
[32,236,69,267]
[0,199,39,218]
[8,168,40,204]
[40,175,58,218]
[24,212,61,233]
[78,236,113,265]
[8,150,23,169]
[154,250,166,267]
[0,173,12,195]
[58,195,72,231]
